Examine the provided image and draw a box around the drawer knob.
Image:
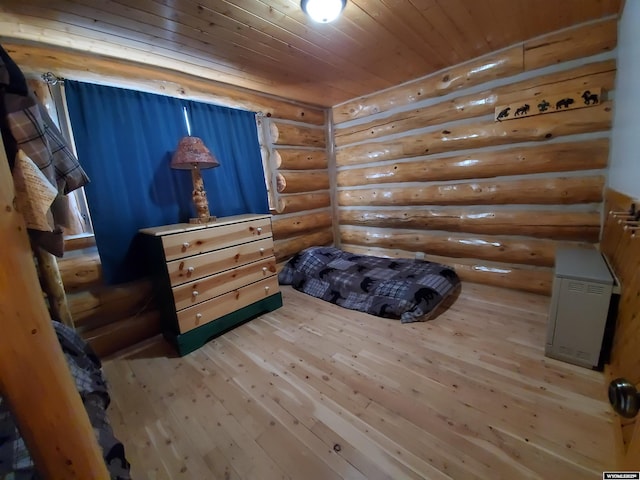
[256,227,262,233]
[196,313,202,320]
[265,286,270,292]
[262,267,268,273]
[187,267,195,273]
[182,242,190,249]
[259,247,265,254]
[192,290,199,297]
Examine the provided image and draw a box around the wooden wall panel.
[333,46,524,123]
[333,21,615,294]
[339,226,588,267]
[68,279,154,327]
[339,176,605,207]
[337,140,609,186]
[339,209,601,242]
[333,18,617,124]
[274,149,328,170]
[342,245,552,295]
[523,20,617,71]
[277,171,330,194]
[58,251,102,293]
[84,310,162,358]
[275,192,331,214]
[4,43,325,125]
[601,188,640,467]
[336,103,611,166]
[265,114,333,262]
[271,122,326,147]
[335,61,616,146]
[272,212,333,241]
[274,228,334,262]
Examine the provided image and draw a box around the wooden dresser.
[139,214,282,355]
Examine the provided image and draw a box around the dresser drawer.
[176,276,279,333]
[172,257,277,310]
[162,217,272,261]
[166,237,274,286]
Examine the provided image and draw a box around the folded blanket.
[279,246,460,323]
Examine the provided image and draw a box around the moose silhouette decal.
[555,98,575,109]
[514,104,530,116]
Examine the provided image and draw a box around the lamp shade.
[171,136,220,170]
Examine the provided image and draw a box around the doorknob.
[608,378,639,418]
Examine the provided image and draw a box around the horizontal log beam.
[277,170,330,193]
[333,46,524,123]
[339,226,587,267]
[339,175,604,207]
[275,192,331,214]
[341,244,552,295]
[339,208,601,242]
[274,149,328,170]
[68,279,154,326]
[337,139,609,187]
[270,122,326,147]
[336,102,612,166]
[335,61,616,146]
[524,19,617,71]
[4,43,325,124]
[58,251,102,292]
[274,228,334,261]
[333,18,616,125]
[63,234,96,251]
[82,309,161,358]
[272,211,333,240]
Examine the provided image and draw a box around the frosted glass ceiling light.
[301,0,346,23]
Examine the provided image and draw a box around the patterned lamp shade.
[170,136,220,170]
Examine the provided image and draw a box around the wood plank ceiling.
[0,0,622,107]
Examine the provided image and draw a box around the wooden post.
[34,246,74,327]
[0,141,109,479]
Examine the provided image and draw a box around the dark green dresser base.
[165,292,283,356]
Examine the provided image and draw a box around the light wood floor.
[104,283,618,479]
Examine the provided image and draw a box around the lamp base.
[189,216,217,224]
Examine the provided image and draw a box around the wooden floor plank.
[104,283,617,479]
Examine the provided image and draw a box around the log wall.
[601,188,640,469]
[332,18,617,295]
[262,117,334,265]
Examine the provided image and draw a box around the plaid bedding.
[0,322,130,480]
[279,247,460,323]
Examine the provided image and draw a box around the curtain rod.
[41,72,64,85]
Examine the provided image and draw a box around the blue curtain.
[65,81,269,284]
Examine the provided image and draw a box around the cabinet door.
[552,279,612,366]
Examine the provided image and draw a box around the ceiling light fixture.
[301,0,346,23]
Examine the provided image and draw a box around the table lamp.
[171,136,220,224]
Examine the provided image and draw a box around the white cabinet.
[546,248,614,368]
